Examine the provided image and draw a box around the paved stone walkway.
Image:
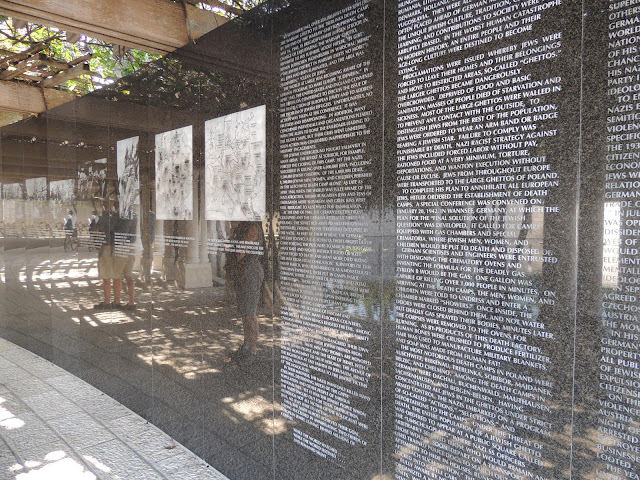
[0,337,229,480]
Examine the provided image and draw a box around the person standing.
[63,210,75,231]
[227,222,265,363]
[63,209,77,251]
[94,200,124,309]
[87,210,99,251]
[116,206,138,311]
[88,210,99,230]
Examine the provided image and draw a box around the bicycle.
[63,228,78,252]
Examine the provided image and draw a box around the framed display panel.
[204,104,267,222]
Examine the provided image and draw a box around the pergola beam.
[0,0,229,55]
[0,43,44,68]
[0,58,36,80]
[41,63,90,88]
[35,53,74,70]
[0,110,28,126]
[0,80,76,115]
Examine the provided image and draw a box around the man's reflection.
[93,199,136,310]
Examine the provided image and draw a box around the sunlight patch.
[82,455,112,473]
[15,457,96,480]
[1,417,26,430]
[95,313,134,325]
[44,451,67,462]
[0,405,25,430]
[229,395,272,422]
[267,416,288,435]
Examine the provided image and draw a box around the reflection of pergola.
[0,43,90,126]
[0,0,242,126]
[1,46,269,185]
[1,43,91,87]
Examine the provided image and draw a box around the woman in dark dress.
[227,222,265,362]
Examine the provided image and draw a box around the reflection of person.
[88,210,99,251]
[117,206,138,311]
[63,210,76,232]
[88,211,99,230]
[63,209,77,251]
[122,255,136,310]
[97,169,108,198]
[94,199,124,309]
[226,222,265,363]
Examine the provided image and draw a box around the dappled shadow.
[0,248,286,479]
[1,248,614,480]
[0,393,97,480]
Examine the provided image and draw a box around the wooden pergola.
[0,43,89,125]
[0,0,242,126]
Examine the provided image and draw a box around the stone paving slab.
[0,337,229,480]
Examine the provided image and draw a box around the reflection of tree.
[0,18,159,94]
[105,53,269,113]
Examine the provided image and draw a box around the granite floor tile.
[0,303,230,480]
[0,357,17,370]
[0,366,28,384]
[79,440,165,480]
[23,360,67,380]
[0,391,31,416]
[74,392,122,413]
[6,377,52,398]
[0,445,20,476]
[47,412,116,448]
[1,345,43,364]
[156,452,230,480]
[8,439,74,464]
[119,426,184,464]
[22,390,80,421]
[47,375,114,407]
[102,412,154,439]
[0,339,19,353]
[1,412,60,451]
[13,455,98,480]
[82,402,134,423]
